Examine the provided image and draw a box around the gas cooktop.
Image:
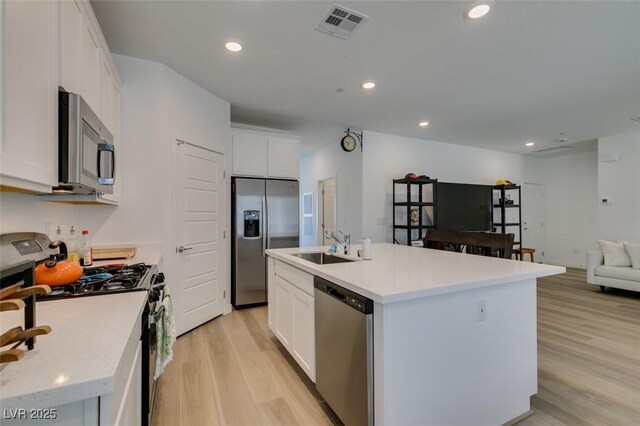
[37,263,156,300]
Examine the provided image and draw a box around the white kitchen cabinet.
[274,275,294,350]
[232,131,300,179]
[3,340,142,426]
[0,0,59,192]
[232,132,268,177]
[5,0,123,199]
[267,136,299,179]
[81,12,101,116]
[113,340,142,426]
[100,80,121,204]
[291,286,315,381]
[100,54,113,130]
[270,259,316,381]
[267,257,275,331]
[59,0,83,94]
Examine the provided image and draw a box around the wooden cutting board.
[92,247,137,261]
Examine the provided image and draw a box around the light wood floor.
[153,268,640,426]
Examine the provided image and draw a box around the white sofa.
[587,249,640,293]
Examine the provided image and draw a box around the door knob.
[176,245,192,253]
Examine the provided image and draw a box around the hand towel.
[154,286,176,380]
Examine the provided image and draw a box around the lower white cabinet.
[3,340,142,426]
[268,258,315,381]
[291,287,315,377]
[112,340,142,426]
[274,275,294,349]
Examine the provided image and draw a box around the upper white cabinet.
[267,136,300,179]
[2,0,122,198]
[101,81,121,204]
[0,0,59,192]
[232,130,300,180]
[59,0,83,94]
[81,13,101,116]
[232,132,268,177]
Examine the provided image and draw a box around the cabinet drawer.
[275,261,314,296]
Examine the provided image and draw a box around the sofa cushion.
[598,240,631,267]
[624,243,640,269]
[595,265,640,282]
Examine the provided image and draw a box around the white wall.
[299,138,363,247]
[541,151,598,267]
[113,55,231,334]
[597,130,640,241]
[362,131,530,243]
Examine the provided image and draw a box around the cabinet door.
[1,0,58,190]
[59,0,83,94]
[81,14,101,115]
[232,132,268,177]
[115,340,142,426]
[100,54,113,129]
[100,80,121,204]
[267,257,276,332]
[292,286,315,381]
[267,136,299,179]
[274,276,293,350]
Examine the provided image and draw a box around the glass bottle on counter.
[67,226,80,264]
[81,230,93,266]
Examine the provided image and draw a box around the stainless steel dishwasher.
[314,276,374,426]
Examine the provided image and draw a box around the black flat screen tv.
[436,183,492,232]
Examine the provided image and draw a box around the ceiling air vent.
[316,4,368,40]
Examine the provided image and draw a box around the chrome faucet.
[325,230,351,255]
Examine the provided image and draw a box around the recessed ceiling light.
[362,81,376,90]
[225,41,242,52]
[464,1,494,20]
[525,141,535,147]
[418,121,429,127]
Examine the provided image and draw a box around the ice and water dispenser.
[243,210,261,238]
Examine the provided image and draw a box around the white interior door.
[522,183,545,262]
[173,141,225,335]
[318,178,336,245]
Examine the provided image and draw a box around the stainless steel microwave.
[58,91,114,194]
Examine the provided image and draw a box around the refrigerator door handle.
[262,196,267,257]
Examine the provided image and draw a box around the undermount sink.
[292,252,355,265]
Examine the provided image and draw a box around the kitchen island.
[266,243,565,426]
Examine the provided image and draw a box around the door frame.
[522,182,545,263]
[317,176,337,246]
[171,132,229,336]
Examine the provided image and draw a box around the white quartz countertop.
[0,292,147,410]
[266,243,565,304]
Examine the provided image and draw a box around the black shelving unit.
[393,178,437,245]
[492,185,522,248]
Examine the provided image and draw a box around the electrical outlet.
[377,217,388,225]
[573,248,579,255]
[477,300,487,322]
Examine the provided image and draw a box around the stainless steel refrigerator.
[232,177,299,308]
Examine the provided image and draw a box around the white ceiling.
[91,1,640,155]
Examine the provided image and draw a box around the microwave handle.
[97,142,115,185]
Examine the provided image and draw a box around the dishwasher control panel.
[314,276,373,314]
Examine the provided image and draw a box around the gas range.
[36,263,159,300]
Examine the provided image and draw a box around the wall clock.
[341,135,357,152]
